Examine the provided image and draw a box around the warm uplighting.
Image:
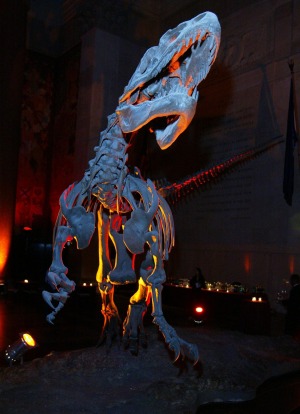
[5,333,37,365]
[244,253,251,273]
[289,255,295,274]
[0,233,10,275]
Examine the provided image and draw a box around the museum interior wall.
[162,0,300,306]
[0,0,299,307]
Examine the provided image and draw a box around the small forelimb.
[50,225,74,276]
[43,270,76,325]
[42,289,70,325]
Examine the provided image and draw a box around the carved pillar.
[74,28,145,178]
[73,28,145,279]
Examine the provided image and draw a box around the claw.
[46,312,56,325]
[43,289,69,306]
[59,274,76,293]
[153,315,199,364]
[42,289,70,324]
[167,338,180,362]
[46,272,60,290]
[189,343,200,366]
[45,300,65,324]
[180,340,199,365]
[42,290,56,310]
[46,271,75,293]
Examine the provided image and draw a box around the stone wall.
[159,0,300,305]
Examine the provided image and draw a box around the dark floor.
[1,285,300,413]
[0,282,157,367]
[0,284,110,366]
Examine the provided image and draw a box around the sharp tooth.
[146,81,159,96]
[192,89,199,100]
[210,43,217,55]
[129,89,139,104]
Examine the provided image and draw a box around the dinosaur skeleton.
[42,12,221,363]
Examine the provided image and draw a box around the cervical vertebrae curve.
[83,114,131,213]
[42,12,221,364]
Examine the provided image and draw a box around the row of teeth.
[145,80,187,98]
[128,30,217,105]
[143,75,200,101]
[136,32,204,84]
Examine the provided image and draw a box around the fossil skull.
[116,11,221,149]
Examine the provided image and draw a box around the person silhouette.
[190,267,206,289]
[283,273,300,338]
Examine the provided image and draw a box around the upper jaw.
[119,11,220,105]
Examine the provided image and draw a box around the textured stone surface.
[0,325,300,414]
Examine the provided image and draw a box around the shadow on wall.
[146,60,234,183]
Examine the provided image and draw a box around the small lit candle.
[258,297,262,302]
[252,296,257,302]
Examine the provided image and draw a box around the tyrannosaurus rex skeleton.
[42,11,221,363]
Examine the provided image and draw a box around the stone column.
[73,28,145,279]
[74,28,145,179]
